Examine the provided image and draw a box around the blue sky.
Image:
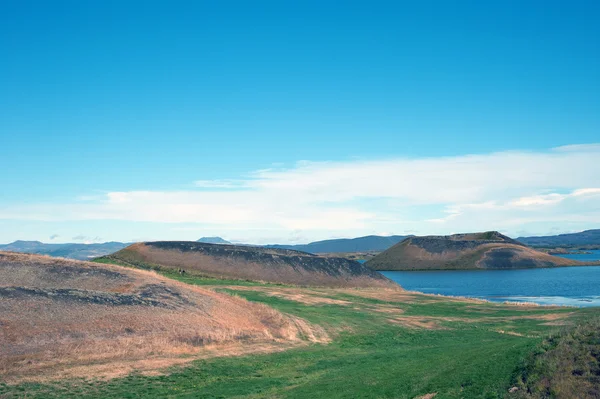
[1,1,599,244]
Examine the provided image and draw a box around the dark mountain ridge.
[5,229,599,261]
[517,229,600,247]
[267,235,409,253]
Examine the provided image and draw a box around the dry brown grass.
[335,288,417,302]
[114,242,397,288]
[495,330,527,337]
[0,252,326,383]
[216,285,570,331]
[230,286,353,306]
[384,312,573,332]
[415,393,437,399]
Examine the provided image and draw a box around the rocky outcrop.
[103,241,398,288]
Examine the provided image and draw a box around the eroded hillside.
[367,231,586,270]
[102,241,398,288]
[0,252,324,382]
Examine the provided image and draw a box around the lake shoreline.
[382,253,600,307]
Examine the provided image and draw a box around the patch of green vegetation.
[508,310,600,398]
[163,272,272,286]
[479,231,498,240]
[2,274,597,399]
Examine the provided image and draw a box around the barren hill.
[0,251,323,382]
[102,241,397,288]
[366,231,585,270]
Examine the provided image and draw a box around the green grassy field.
[1,272,598,399]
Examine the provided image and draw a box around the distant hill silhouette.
[0,241,129,260]
[196,237,232,244]
[267,235,409,253]
[6,230,598,261]
[517,229,600,247]
[367,231,587,270]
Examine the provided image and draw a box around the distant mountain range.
[266,235,409,253]
[196,237,232,244]
[0,236,406,260]
[2,229,598,260]
[0,241,129,260]
[517,229,600,247]
[200,230,600,253]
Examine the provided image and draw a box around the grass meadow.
[1,271,598,399]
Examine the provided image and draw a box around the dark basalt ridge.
[104,241,398,288]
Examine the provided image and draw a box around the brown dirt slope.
[0,251,323,382]
[366,231,589,271]
[104,241,398,288]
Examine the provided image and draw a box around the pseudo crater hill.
[366,231,590,271]
[101,241,397,288]
[0,251,321,382]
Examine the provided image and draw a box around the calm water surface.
[381,250,600,307]
[554,249,600,262]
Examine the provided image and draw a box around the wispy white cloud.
[426,187,600,235]
[194,179,249,189]
[1,144,599,242]
[508,188,600,208]
[72,235,103,244]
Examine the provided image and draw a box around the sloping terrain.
[1,271,590,399]
[367,231,585,270]
[0,252,322,382]
[102,241,397,288]
[267,234,409,253]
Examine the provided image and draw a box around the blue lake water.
[553,249,600,262]
[381,250,600,307]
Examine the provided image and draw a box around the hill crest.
[104,241,398,288]
[367,231,586,271]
